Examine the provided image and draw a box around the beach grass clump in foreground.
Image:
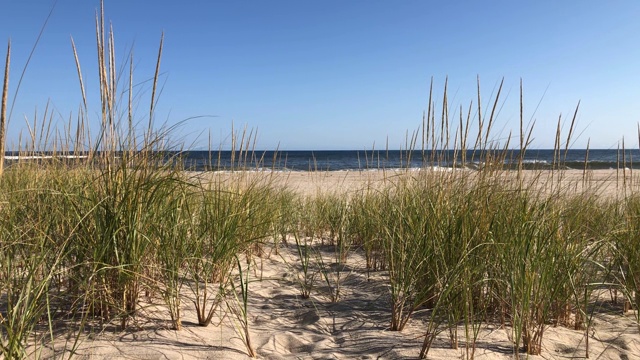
[0,2,276,357]
[315,192,352,302]
[375,170,461,334]
[0,161,279,357]
[287,197,317,299]
[373,169,500,356]
[183,172,277,328]
[151,178,196,331]
[76,154,185,329]
[378,173,433,333]
[0,166,74,358]
[285,191,353,302]
[490,185,568,355]
[365,164,620,358]
[227,256,257,358]
[348,189,386,273]
[426,171,497,355]
[552,193,614,331]
[185,181,240,327]
[615,193,640,322]
[271,188,298,255]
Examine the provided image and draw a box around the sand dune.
[31,169,640,359]
[45,241,640,359]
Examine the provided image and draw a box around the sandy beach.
[57,247,640,360]
[196,167,638,198]
[24,168,638,360]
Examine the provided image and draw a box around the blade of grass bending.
[472,75,483,163]
[563,101,580,162]
[70,37,87,112]
[519,79,524,178]
[440,76,448,153]
[0,40,10,177]
[149,32,164,135]
[583,139,590,188]
[482,77,503,151]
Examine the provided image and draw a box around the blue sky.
[1,1,639,150]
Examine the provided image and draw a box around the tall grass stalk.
[313,193,351,302]
[348,189,385,274]
[186,180,243,326]
[380,172,445,332]
[290,215,316,299]
[226,256,257,358]
[0,40,9,176]
[271,189,297,256]
[0,166,86,358]
[152,178,195,330]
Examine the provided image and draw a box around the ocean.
[176,149,638,171]
[4,149,639,172]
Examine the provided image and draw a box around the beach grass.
[2,2,640,359]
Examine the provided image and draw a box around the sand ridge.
[47,239,640,359]
[32,169,640,359]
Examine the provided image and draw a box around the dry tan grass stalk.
[425,78,432,155]
[43,103,53,152]
[473,75,483,154]
[96,6,107,129]
[583,139,590,188]
[460,101,472,166]
[519,79,524,177]
[564,101,580,160]
[22,109,33,155]
[149,32,164,135]
[128,52,134,148]
[70,37,87,111]
[482,78,503,150]
[622,137,628,193]
[0,40,10,177]
[440,77,448,150]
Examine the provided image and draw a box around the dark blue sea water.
[178,149,640,171]
[5,149,640,171]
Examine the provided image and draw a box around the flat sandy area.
[195,168,639,198]
[36,169,640,360]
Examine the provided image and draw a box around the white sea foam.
[4,155,89,160]
[518,159,550,164]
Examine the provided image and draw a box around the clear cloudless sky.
[1,1,639,150]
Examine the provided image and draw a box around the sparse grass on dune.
[614,193,640,320]
[3,2,640,359]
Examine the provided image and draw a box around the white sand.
[194,168,639,198]
[49,242,640,360]
[34,169,640,359]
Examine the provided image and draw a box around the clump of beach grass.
[288,199,317,299]
[151,179,196,331]
[348,188,386,274]
[314,193,352,302]
[1,1,278,356]
[614,193,640,323]
[226,256,257,358]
